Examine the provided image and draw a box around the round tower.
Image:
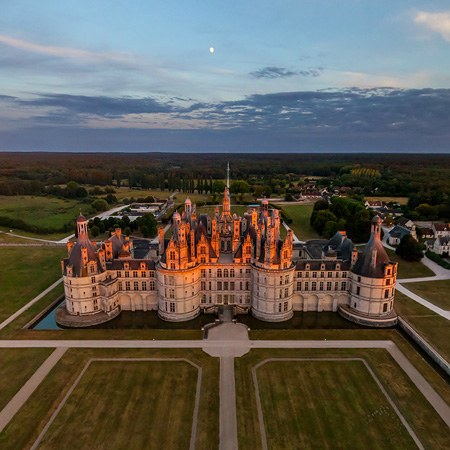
[339,216,398,327]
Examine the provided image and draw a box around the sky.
[0,0,450,153]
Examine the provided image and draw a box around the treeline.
[87,213,157,238]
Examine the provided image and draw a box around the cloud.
[17,94,174,119]
[249,66,322,79]
[0,34,132,63]
[414,11,450,42]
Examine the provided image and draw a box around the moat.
[31,300,366,330]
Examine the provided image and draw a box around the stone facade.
[59,187,398,327]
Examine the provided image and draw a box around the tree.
[91,198,108,212]
[396,234,424,262]
[90,225,100,237]
[136,213,157,238]
[311,210,337,235]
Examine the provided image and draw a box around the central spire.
[226,161,230,189]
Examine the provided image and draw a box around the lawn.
[394,290,450,361]
[235,348,450,450]
[0,348,53,410]
[0,195,91,231]
[0,348,219,450]
[255,359,417,449]
[402,279,450,310]
[385,248,435,279]
[275,204,321,241]
[0,247,65,322]
[38,360,198,450]
[114,188,212,204]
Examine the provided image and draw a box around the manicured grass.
[0,195,91,230]
[39,360,198,450]
[256,360,416,449]
[235,348,450,450]
[0,348,219,450]
[0,226,69,241]
[0,348,53,410]
[275,204,321,241]
[402,279,450,310]
[385,248,435,279]
[395,290,450,361]
[0,247,65,322]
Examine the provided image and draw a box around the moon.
[209,47,215,54]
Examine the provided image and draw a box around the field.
[402,280,450,310]
[235,348,450,450]
[0,247,65,322]
[275,204,321,241]
[38,360,198,450]
[255,360,416,449]
[365,196,409,205]
[0,349,219,450]
[394,290,450,361]
[0,195,91,231]
[0,348,53,410]
[385,248,435,279]
[114,187,211,204]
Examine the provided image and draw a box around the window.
[134,281,139,290]
[118,281,123,290]
[149,281,155,290]
[91,276,95,283]
[142,281,147,290]
[245,268,251,274]
[200,257,206,263]
[230,269,235,277]
[284,301,288,312]
[141,271,146,277]
[217,281,222,290]
[342,272,347,278]
[357,276,361,282]
[201,294,207,303]
[356,286,360,295]
[169,302,176,313]
[305,282,309,291]
[327,282,332,291]
[386,279,391,285]
[169,289,175,299]
[169,251,176,260]
[384,289,389,298]
[117,271,121,277]
[149,271,155,278]
[335,282,339,290]
[328,272,332,278]
[230,282,235,290]
[297,281,302,291]
[319,282,324,291]
[312,272,317,278]
[217,269,222,277]
[125,271,129,278]
[217,294,222,303]
[240,281,243,290]
[383,302,388,312]
[125,281,131,291]
[341,282,347,291]
[320,272,324,278]
[285,287,289,297]
[305,272,309,278]
[224,269,228,277]
[297,271,302,278]
[133,271,138,278]
[278,303,282,312]
[245,282,249,290]
[311,282,317,291]
[201,269,206,278]
[224,281,228,290]
[201,281,206,290]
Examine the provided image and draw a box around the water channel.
[31,299,366,330]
